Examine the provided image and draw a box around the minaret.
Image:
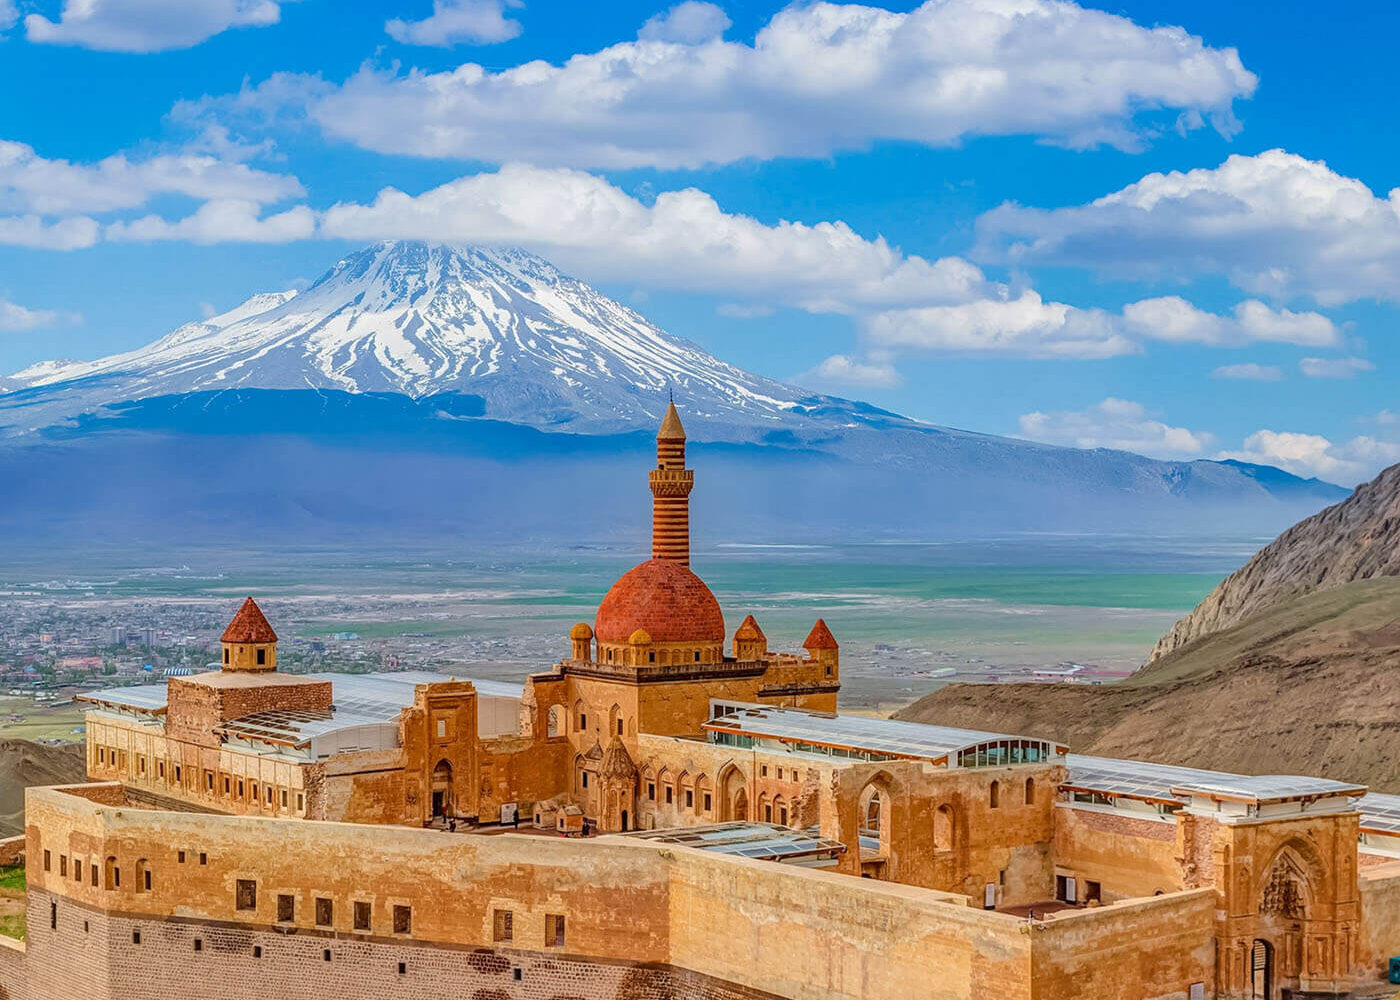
[649,401,694,566]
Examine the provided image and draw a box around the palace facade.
[3,404,1400,1000]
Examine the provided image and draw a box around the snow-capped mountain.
[6,242,814,437]
[0,241,1349,542]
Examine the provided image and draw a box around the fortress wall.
[1052,805,1184,901]
[1359,865,1400,978]
[1028,890,1217,1000]
[663,845,1034,1000]
[12,784,1220,1000]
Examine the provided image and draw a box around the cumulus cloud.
[0,0,16,30]
[716,302,775,319]
[0,139,304,215]
[1299,356,1375,379]
[864,292,1134,360]
[189,0,1255,169]
[1018,398,1212,458]
[1120,296,1338,347]
[978,149,1400,306]
[797,353,900,389]
[0,215,101,250]
[320,164,993,313]
[1217,430,1400,486]
[386,0,522,47]
[25,0,299,53]
[0,298,67,332]
[1212,362,1282,381]
[639,2,730,43]
[106,200,317,244]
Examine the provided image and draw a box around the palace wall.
[1028,890,1217,1000]
[8,783,1219,1000]
[1052,804,1184,901]
[1358,863,1400,980]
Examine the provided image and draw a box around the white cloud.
[319,164,993,313]
[639,2,729,44]
[1217,430,1400,485]
[1299,356,1374,379]
[106,199,316,244]
[1018,398,1212,458]
[25,0,298,53]
[864,292,1134,360]
[0,0,17,31]
[0,139,304,215]
[386,0,522,47]
[0,299,66,332]
[978,149,1400,306]
[1120,296,1338,347]
[1212,362,1282,381]
[0,214,101,250]
[196,0,1255,169]
[797,353,900,388]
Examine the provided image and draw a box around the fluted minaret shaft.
[650,402,693,566]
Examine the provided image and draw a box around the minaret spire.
[650,401,694,566]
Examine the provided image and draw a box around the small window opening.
[393,905,411,934]
[277,894,294,922]
[236,879,257,911]
[315,897,332,926]
[493,909,513,941]
[353,900,370,930]
[545,913,565,948]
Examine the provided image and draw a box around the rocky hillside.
[1148,462,1400,662]
[897,462,1400,788]
[897,577,1400,789]
[0,740,86,838]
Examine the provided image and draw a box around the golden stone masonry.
[4,403,1400,999]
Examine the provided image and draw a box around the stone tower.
[221,597,278,672]
[649,401,694,566]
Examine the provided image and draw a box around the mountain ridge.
[0,241,1349,539]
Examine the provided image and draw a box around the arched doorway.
[1251,939,1272,1000]
[431,759,453,820]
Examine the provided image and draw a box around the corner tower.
[649,401,694,567]
[221,596,278,672]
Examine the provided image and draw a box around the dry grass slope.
[897,577,1400,791]
[0,739,86,837]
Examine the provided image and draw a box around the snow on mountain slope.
[5,242,814,436]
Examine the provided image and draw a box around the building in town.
[3,403,1400,1000]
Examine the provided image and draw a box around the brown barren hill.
[896,461,1400,790]
[1149,461,1400,662]
[0,739,86,837]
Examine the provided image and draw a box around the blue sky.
[1,0,1397,485]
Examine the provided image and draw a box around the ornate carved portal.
[1259,853,1309,920]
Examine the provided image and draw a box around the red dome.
[595,559,725,645]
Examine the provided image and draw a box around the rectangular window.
[278,894,294,922]
[43,850,50,872]
[132,930,140,944]
[178,850,185,864]
[256,648,266,666]
[235,879,257,911]
[545,914,565,948]
[59,855,67,877]
[665,786,673,804]
[493,909,513,942]
[198,853,207,866]
[91,866,97,888]
[158,761,164,780]
[74,860,82,882]
[703,793,712,812]
[98,748,105,764]
[223,777,230,795]
[398,962,407,976]
[205,771,214,791]
[137,756,145,775]
[393,905,411,935]
[647,783,655,801]
[685,790,693,808]
[174,765,181,783]
[281,790,288,808]
[50,901,56,929]
[143,869,151,892]
[296,793,304,812]
[436,718,446,738]
[194,939,202,952]
[353,900,370,931]
[581,771,588,789]
[237,779,244,798]
[266,787,273,804]
[777,768,783,780]
[249,782,257,802]
[760,765,768,777]
[315,897,332,927]
[253,946,262,959]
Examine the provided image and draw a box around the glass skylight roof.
[1067,755,1365,805]
[704,706,1061,764]
[1357,793,1400,835]
[621,822,846,861]
[77,685,169,713]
